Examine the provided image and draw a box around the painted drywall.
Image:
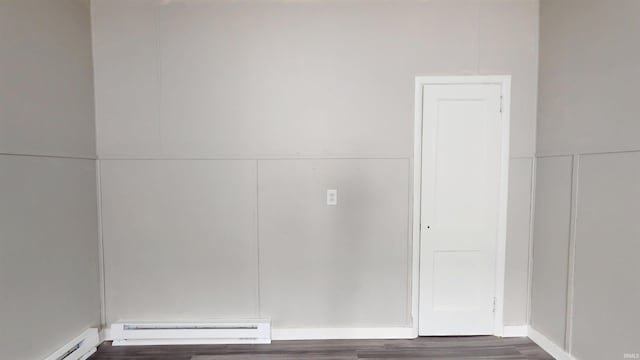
[92,0,538,159]
[0,1,99,359]
[532,0,640,358]
[504,158,534,326]
[530,156,572,347]
[537,0,640,156]
[571,153,640,360]
[91,0,539,329]
[0,0,96,158]
[0,157,100,360]
[100,160,259,324]
[258,159,409,328]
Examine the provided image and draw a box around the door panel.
[419,83,503,336]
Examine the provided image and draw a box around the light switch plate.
[326,189,338,205]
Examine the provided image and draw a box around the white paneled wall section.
[91,0,540,333]
[0,1,100,359]
[530,1,640,359]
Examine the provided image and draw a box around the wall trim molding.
[527,326,576,360]
[96,160,107,328]
[0,152,96,160]
[502,325,528,337]
[536,147,640,159]
[100,328,111,342]
[526,158,537,325]
[564,155,580,352]
[97,156,411,161]
[271,327,416,341]
[44,328,99,360]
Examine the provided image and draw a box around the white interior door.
[418,83,504,336]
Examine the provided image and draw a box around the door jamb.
[411,75,512,337]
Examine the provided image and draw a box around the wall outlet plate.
[326,189,338,205]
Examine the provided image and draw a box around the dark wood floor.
[89,337,553,359]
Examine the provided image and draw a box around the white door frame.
[411,75,511,337]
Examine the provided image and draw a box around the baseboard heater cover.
[44,328,99,360]
[110,320,271,346]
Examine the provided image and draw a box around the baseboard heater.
[110,320,271,346]
[44,328,99,360]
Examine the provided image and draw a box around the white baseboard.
[44,328,99,360]
[100,328,111,342]
[502,325,528,337]
[271,327,416,341]
[103,326,416,342]
[527,326,575,360]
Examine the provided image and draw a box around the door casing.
[411,76,511,337]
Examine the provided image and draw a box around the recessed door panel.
[419,83,503,335]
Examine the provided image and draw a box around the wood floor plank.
[88,336,553,360]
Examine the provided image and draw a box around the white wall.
[572,153,640,360]
[258,159,410,327]
[0,1,99,359]
[531,0,640,358]
[100,160,259,324]
[530,156,572,346]
[504,158,534,326]
[0,157,100,360]
[536,0,640,157]
[92,0,540,330]
[0,0,96,158]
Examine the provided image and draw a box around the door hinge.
[499,96,503,113]
[492,297,496,313]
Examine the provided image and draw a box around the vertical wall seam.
[96,160,108,328]
[405,157,413,325]
[525,156,537,325]
[155,3,165,156]
[89,0,100,159]
[475,2,480,75]
[565,154,580,353]
[411,80,424,334]
[532,0,540,161]
[255,160,262,317]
